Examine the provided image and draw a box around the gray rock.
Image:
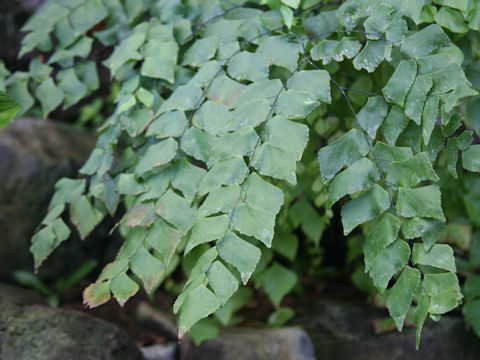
[180,327,316,360]
[0,294,144,360]
[294,300,480,360]
[0,118,96,280]
[141,343,177,360]
[136,301,179,341]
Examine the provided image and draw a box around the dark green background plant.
[3,0,480,348]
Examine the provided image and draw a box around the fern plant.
[4,0,480,348]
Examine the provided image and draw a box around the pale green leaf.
[181,128,216,162]
[252,143,298,185]
[116,174,147,195]
[382,105,409,145]
[310,38,362,65]
[178,284,221,335]
[199,157,247,195]
[262,116,309,161]
[147,111,188,138]
[318,129,370,183]
[130,247,164,293]
[423,272,462,314]
[232,202,276,247]
[70,0,108,34]
[434,7,469,33]
[182,36,219,67]
[400,24,450,58]
[386,153,439,188]
[405,76,433,125]
[397,186,445,221]
[368,240,411,293]
[386,267,421,331]
[57,68,88,108]
[185,215,230,254]
[328,158,380,207]
[258,262,297,307]
[207,260,239,304]
[412,244,456,272]
[218,233,261,285]
[243,173,284,215]
[156,189,195,233]
[227,52,270,82]
[135,138,178,176]
[158,84,203,113]
[462,145,480,172]
[35,78,64,118]
[256,35,299,71]
[341,185,391,235]
[422,94,439,145]
[357,97,388,138]
[70,195,104,239]
[50,178,86,207]
[198,184,241,218]
[382,60,417,106]
[353,41,390,73]
[414,292,430,349]
[274,90,320,119]
[193,101,233,135]
[287,70,331,103]
[111,273,139,307]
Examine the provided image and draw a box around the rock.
[0,294,145,360]
[136,302,179,341]
[0,283,45,305]
[141,343,177,360]
[180,327,316,360]
[294,300,480,360]
[0,118,97,280]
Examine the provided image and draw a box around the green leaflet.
[386,153,439,188]
[382,105,409,145]
[256,262,297,307]
[397,185,445,221]
[135,138,178,176]
[287,70,331,104]
[256,35,300,71]
[177,284,221,336]
[156,190,195,234]
[328,158,380,207]
[412,243,456,272]
[353,40,390,73]
[252,143,299,185]
[35,78,64,118]
[405,76,433,125]
[462,145,480,172]
[227,52,270,82]
[111,273,139,307]
[341,185,391,235]
[318,129,370,183]
[185,215,230,254]
[70,195,104,240]
[218,233,261,285]
[357,97,388,139]
[401,24,450,58]
[383,60,417,106]
[386,267,420,332]
[206,261,239,304]
[310,38,362,65]
[423,272,463,314]
[0,91,20,130]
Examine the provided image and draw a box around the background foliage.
[3,0,480,348]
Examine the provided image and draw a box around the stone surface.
[136,301,178,342]
[141,343,177,360]
[180,327,316,360]
[0,294,144,360]
[0,118,96,280]
[294,300,480,360]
